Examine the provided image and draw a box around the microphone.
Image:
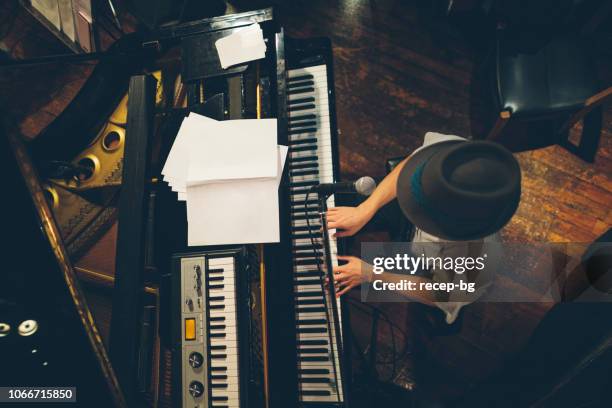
[313,176,376,196]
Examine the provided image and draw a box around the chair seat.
[495,35,598,117]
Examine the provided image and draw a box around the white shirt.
[409,132,497,324]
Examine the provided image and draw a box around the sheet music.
[186,146,288,246]
[187,118,278,185]
[162,113,287,245]
[161,114,219,194]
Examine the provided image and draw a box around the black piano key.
[295,269,324,277]
[210,333,226,338]
[291,188,315,197]
[299,368,330,375]
[210,345,226,351]
[287,96,315,105]
[294,278,324,286]
[211,354,227,359]
[288,87,314,96]
[208,268,224,273]
[290,155,318,163]
[296,298,325,306]
[291,224,320,232]
[209,304,225,310]
[209,296,225,302]
[208,276,224,282]
[210,325,226,330]
[294,258,323,266]
[211,396,229,401]
[209,316,225,322]
[288,74,313,82]
[301,390,332,397]
[289,120,317,129]
[298,348,329,354]
[288,104,316,113]
[298,339,329,346]
[288,127,317,135]
[211,375,228,380]
[289,145,317,153]
[297,291,325,298]
[290,188,315,196]
[291,169,319,177]
[210,383,228,389]
[299,377,331,384]
[289,137,317,146]
[293,258,323,267]
[299,355,331,362]
[210,366,227,372]
[293,244,323,251]
[297,327,327,334]
[287,80,314,89]
[288,113,317,121]
[292,233,320,241]
[289,180,318,188]
[297,306,327,313]
[209,284,224,290]
[297,319,327,325]
[289,162,318,170]
[287,103,315,113]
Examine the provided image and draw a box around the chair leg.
[487,110,511,141]
[560,107,603,163]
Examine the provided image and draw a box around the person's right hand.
[326,205,372,237]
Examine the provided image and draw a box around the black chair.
[483,0,612,162]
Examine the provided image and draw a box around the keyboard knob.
[188,380,204,398]
[188,351,204,368]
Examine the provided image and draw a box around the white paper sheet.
[161,114,220,193]
[186,145,287,246]
[215,23,267,69]
[187,118,277,185]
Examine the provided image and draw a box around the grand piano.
[4,7,350,408]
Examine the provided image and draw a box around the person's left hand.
[329,255,373,297]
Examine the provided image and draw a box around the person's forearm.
[358,156,410,216]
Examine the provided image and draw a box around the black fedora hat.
[397,140,521,240]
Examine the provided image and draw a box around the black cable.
[304,187,342,402]
[302,190,410,386]
[346,298,410,364]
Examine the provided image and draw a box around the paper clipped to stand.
[215,23,267,69]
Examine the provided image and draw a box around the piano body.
[11,7,350,408]
[165,19,351,408]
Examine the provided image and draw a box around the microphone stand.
[317,190,349,402]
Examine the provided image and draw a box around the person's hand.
[329,255,374,297]
[327,205,372,237]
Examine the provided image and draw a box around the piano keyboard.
[175,250,245,408]
[287,64,345,404]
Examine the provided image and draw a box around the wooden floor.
[268,0,612,401]
[2,0,611,404]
